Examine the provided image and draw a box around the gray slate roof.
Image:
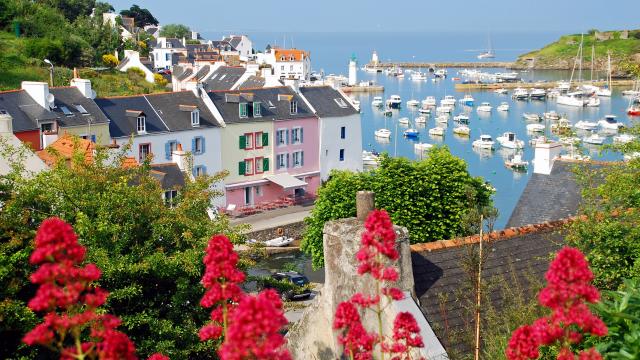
[299,86,359,117]
[150,163,186,190]
[223,36,243,48]
[203,66,245,91]
[50,87,109,127]
[237,75,265,90]
[207,87,315,124]
[176,68,193,81]
[165,38,185,49]
[412,228,564,356]
[95,96,167,138]
[0,90,54,132]
[145,91,221,129]
[194,65,210,81]
[209,40,236,52]
[506,161,590,228]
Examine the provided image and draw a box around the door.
[244,187,253,205]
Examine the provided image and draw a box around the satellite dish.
[46,93,55,108]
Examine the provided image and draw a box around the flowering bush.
[506,247,608,360]
[199,234,291,359]
[334,210,424,360]
[23,218,137,359]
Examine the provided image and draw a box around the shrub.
[102,53,119,68]
[126,66,145,79]
[154,73,168,87]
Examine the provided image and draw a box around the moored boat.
[505,154,528,171]
[453,125,471,136]
[476,102,492,112]
[472,134,495,149]
[496,132,524,149]
[497,102,509,111]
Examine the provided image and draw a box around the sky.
[107,0,639,33]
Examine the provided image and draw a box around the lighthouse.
[371,50,379,66]
[348,54,357,86]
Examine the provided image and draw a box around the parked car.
[263,271,311,301]
[157,69,171,75]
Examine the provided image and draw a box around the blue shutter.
[276,131,281,145]
[286,129,290,145]
[301,151,304,166]
[300,128,304,143]
[201,165,207,175]
[200,136,206,154]
[286,153,290,168]
[91,134,96,143]
[191,138,196,153]
[192,166,197,178]
[165,141,171,160]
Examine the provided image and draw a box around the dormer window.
[191,109,200,127]
[280,55,286,61]
[167,42,172,49]
[137,116,146,133]
[290,101,298,115]
[253,102,262,117]
[239,103,248,118]
[290,55,295,61]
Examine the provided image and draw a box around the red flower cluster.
[218,289,291,360]
[506,247,607,360]
[22,218,138,360]
[334,210,424,360]
[199,235,246,341]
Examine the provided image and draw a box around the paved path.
[231,205,313,231]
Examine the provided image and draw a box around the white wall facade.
[113,127,225,206]
[318,113,363,181]
[235,35,253,58]
[151,38,186,69]
[120,50,156,83]
[258,52,311,81]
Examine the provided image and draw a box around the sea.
[203,30,636,229]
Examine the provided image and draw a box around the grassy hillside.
[0,32,167,96]
[515,31,640,71]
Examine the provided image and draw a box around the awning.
[265,173,307,190]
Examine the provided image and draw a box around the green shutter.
[262,132,269,146]
[239,135,245,149]
[263,158,269,171]
[238,161,246,175]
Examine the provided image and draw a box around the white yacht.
[496,132,525,149]
[586,96,600,107]
[523,113,541,121]
[613,133,637,144]
[557,91,587,107]
[472,135,495,149]
[422,96,437,107]
[494,88,508,95]
[436,106,453,114]
[574,120,598,131]
[362,151,380,167]
[374,128,391,139]
[434,69,447,78]
[453,125,471,136]
[386,95,402,109]
[407,99,420,107]
[512,88,529,100]
[453,114,470,122]
[497,102,509,111]
[598,115,624,131]
[415,116,427,124]
[371,96,384,107]
[557,81,571,92]
[418,107,431,114]
[429,127,445,136]
[526,124,545,132]
[476,102,492,112]
[529,88,546,100]
[440,96,457,106]
[414,143,433,152]
[411,71,428,80]
[583,132,605,145]
[398,117,410,125]
[543,111,561,120]
[459,94,475,106]
[436,115,449,123]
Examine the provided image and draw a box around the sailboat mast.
[590,44,595,82]
[608,51,612,88]
[578,34,584,86]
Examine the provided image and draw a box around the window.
[253,102,262,117]
[290,101,298,115]
[164,190,178,207]
[192,136,205,155]
[276,153,288,169]
[291,127,303,144]
[40,122,55,133]
[255,132,264,148]
[339,149,345,162]
[268,100,276,108]
[191,110,200,127]
[245,133,254,150]
[340,126,346,139]
[139,143,151,162]
[60,106,72,116]
[290,65,294,71]
[137,116,146,133]
[276,129,287,146]
[244,187,253,205]
[334,98,348,108]
[193,165,206,177]
[290,55,295,61]
[74,104,88,114]
[255,156,264,173]
[165,53,170,61]
[239,103,248,118]
[244,158,254,176]
[165,140,178,160]
[292,151,304,168]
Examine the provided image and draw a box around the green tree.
[92,1,114,17]
[38,0,96,22]
[120,4,158,27]
[301,147,492,268]
[160,23,191,39]
[0,137,241,359]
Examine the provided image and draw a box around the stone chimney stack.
[534,141,563,175]
[172,143,190,173]
[0,113,13,134]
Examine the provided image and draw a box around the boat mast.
[590,44,595,82]
[578,34,584,86]
[607,51,612,89]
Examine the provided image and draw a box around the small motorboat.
[436,115,449,123]
[459,94,475,106]
[453,114,469,122]
[627,105,640,116]
[403,128,419,138]
[547,89,561,98]
[429,127,445,136]
[476,102,492,112]
[582,132,605,145]
[472,134,495,149]
[574,120,598,131]
[440,96,457,107]
[386,95,402,109]
[598,115,624,131]
[453,125,471,136]
[544,111,561,120]
[529,88,546,100]
[494,88,508,94]
[398,117,410,125]
[264,236,294,247]
[436,106,453,114]
[407,99,420,107]
[418,107,431,114]
[523,113,541,121]
[422,96,437,107]
[622,89,640,96]
[382,108,393,117]
[526,123,545,132]
[505,154,529,171]
[586,96,600,107]
[497,102,509,111]
[414,142,433,152]
[497,132,525,149]
[362,150,380,167]
[411,71,428,80]
[374,128,391,138]
[613,133,637,144]
[415,116,427,124]
[512,88,529,100]
[371,96,384,107]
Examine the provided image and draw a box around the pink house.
[207,87,320,210]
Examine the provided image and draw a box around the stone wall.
[244,220,306,242]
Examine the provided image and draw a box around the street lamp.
[43,59,54,87]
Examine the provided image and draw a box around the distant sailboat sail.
[478,34,495,59]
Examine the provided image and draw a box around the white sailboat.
[596,51,612,97]
[557,34,587,107]
[375,115,391,139]
[477,34,496,59]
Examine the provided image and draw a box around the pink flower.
[391,312,424,349]
[218,289,291,360]
[147,353,170,360]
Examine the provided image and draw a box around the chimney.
[182,37,186,47]
[21,81,52,110]
[533,141,563,175]
[0,112,13,134]
[172,143,190,173]
[70,78,96,99]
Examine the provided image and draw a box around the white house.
[223,35,254,59]
[151,37,187,70]
[257,47,311,81]
[299,86,362,180]
[95,91,225,207]
[117,50,156,83]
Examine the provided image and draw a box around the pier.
[341,85,384,93]
[370,61,515,69]
[454,79,635,91]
